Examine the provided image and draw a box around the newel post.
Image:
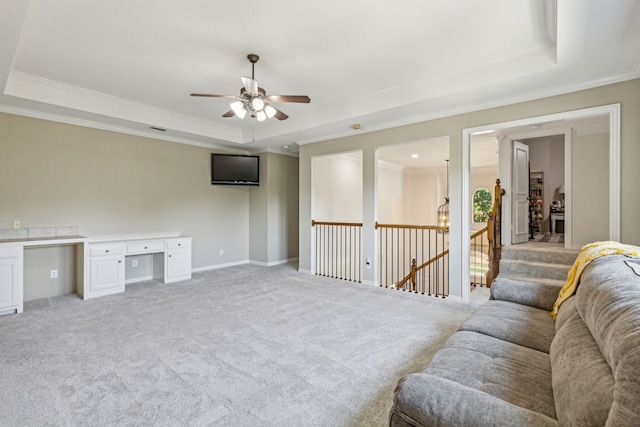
[410,259,417,292]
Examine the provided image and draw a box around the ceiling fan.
[190,54,310,121]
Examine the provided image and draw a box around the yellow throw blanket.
[551,241,640,319]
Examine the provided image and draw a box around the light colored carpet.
[0,263,486,426]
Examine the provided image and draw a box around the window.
[473,188,492,223]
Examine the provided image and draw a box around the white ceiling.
[2,1,639,154]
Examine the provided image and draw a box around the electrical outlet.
[219,249,224,256]
[13,220,20,229]
[50,269,58,279]
[132,259,138,268]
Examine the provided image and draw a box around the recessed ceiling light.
[351,124,361,130]
[411,154,419,158]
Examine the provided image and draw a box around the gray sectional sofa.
[390,254,640,426]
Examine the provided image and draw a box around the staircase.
[495,243,579,287]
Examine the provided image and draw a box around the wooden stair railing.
[396,227,489,292]
[486,179,505,287]
[393,178,504,292]
[311,220,363,282]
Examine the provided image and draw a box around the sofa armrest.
[490,278,562,311]
[391,374,559,427]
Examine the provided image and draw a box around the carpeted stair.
[496,244,579,287]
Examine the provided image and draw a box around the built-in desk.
[0,235,88,315]
[0,234,192,315]
[85,236,192,299]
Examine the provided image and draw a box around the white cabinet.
[88,244,125,298]
[84,236,192,300]
[165,238,192,282]
[0,246,23,314]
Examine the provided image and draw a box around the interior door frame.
[458,103,620,303]
[502,128,573,248]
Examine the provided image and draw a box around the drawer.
[90,245,124,257]
[166,238,191,250]
[127,241,164,254]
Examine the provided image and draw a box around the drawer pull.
[144,246,148,249]
[178,243,181,246]
[106,250,109,253]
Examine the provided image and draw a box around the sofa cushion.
[550,306,614,427]
[490,277,562,311]
[459,299,555,353]
[574,255,640,425]
[423,330,557,420]
[554,295,577,332]
[391,374,559,427]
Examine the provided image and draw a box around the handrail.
[470,226,489,240]
[396,227,489,291]
[312,220,363,227]
[376,221,447,231]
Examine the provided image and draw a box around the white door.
[512,141,530,244]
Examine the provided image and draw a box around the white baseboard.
[298,268,312,275]
[192,260,250,272]
[125,275,153,285]
[361,279,376,286]
[250,257,299,267]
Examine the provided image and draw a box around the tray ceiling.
[1,0,639,152]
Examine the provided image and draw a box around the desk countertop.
[0,235,88,246]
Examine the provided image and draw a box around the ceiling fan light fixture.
[230,101,247,119]
[251,97,265,111]
[264,104,276,119]
[191,54,310,124]
[255,110,267,122]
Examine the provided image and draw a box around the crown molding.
[0,104,247,153]
[5,71,243,143]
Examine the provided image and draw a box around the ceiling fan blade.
[241,77,259,95]
[267,95,310,103]
[222,110,235,118]
[190,93,239,99]
[272,107,289,121]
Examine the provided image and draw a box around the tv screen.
[211,154,260,186]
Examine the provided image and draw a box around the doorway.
[519,134,566,244]
[460,103,620,303]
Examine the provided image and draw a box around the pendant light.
[437,159,450,232]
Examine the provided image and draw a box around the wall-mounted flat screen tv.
[211,154,260,186]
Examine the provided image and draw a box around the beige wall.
[311,152,363,223]
[1,113,298,299]
[571,132,609,245]
[249,152,300,265]
[299,79,640,296]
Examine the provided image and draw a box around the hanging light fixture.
[437,159,450,232]
[230,101,247,119]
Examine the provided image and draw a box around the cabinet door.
[90,255,124,292]
[0,256,21,312]
[166,247,191,282]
